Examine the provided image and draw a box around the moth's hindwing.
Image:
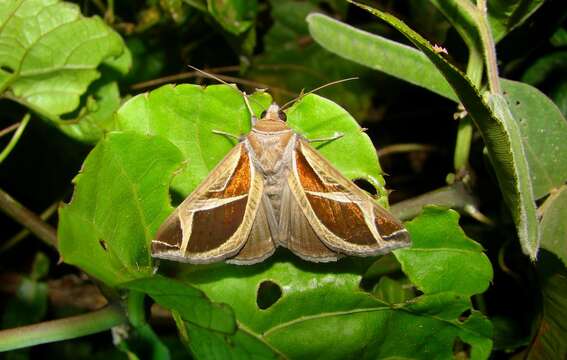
[151,144,263,263]
[287,139,411,256]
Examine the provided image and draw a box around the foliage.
[0,0,566,359]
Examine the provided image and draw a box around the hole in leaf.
[99,240,108,251]
[459,309,472,321]
[354,178,377,195]
[0,65,14,74]
[515,100,521,106]
[453,336,471,358]
[256,280,282,310]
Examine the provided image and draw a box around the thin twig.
[0,200,60,254]
[377,143,437,157]
[131,70,297,97]
[0,122,20,138]
[0,113,30,165]
[0,305,127,351]
[0,187,58,248]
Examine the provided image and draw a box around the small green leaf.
[124,276,236,334]
[350,1,540,259]
[0,0,125,117]
[394,207,493,297]
[58,133,184,286]
[521,51,567,86]
[540,186,567,267]
[207,0,257,34]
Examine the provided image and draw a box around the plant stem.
[476,0,501,93]
[0,113,30,165]
[0,187,58,248]
[0,201,60,254]
[0,305,127,351]
[0,122,21,138]
[453,51,483,171]
[127,291,147,328]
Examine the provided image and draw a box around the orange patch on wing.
[187,149,252,253]
[187,197,248,253]
[208,150,251,198]
[296,150,375,245]
[374,208,405,238]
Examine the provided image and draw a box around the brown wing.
[287,139,410,256]
[152,143,263,263]
[226,196,276,265]
[278,183,339,262]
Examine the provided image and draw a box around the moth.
[152,95,410,265]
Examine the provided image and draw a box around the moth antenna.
[280,77,359,110]
[187,65,265,124]
[242,91,257,126]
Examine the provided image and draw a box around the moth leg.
[307,132,344,144]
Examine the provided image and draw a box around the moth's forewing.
[152,144,262,263]
[286,139,410,256]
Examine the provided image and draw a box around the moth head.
[260,103,287,122]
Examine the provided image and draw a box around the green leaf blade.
[58,132,184,286]
[501,79,567,199]
[394,207,493,297]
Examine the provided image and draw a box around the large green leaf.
[116,84,388,199]
[179,208,492,359]
[501,79,567,199]
[539,186,567,267]
[394,207,493,297]
[58,133,184,286]
[336,3,540,260]
[0,0,125,117]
